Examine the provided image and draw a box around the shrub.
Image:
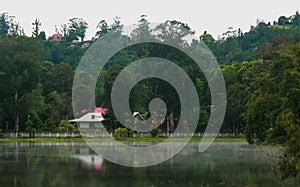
[114,127,129,137]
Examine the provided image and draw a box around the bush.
[114,127,129,137]
[57,120,79,133]
[244,125,254,144]
[151,128,162,137]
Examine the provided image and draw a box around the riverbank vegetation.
[0,135,246,143]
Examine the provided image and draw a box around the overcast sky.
[0,0,299,39]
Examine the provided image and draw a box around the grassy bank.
[0,135,246,142]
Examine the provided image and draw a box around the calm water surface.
[0,141,299,187]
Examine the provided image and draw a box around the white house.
[69,112,105,129]
[48,33,63,41]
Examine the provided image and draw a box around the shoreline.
[0,135,246,142]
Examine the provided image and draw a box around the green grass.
[0,135,246,143]
[273,25,292,29]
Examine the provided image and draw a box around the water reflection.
[71,154,103,171]
[0,142,299,187]
[87,141,181,167]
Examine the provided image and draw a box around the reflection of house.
[71,154,103,170]
[69,113,105,129]
[48,33,63,41]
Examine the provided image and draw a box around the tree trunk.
[169,111,174,133]
[15,91,19,136]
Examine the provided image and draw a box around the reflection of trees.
[0,142,88,187]
[0,142,299,186]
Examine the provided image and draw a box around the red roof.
[94,107,109,113]
[48,33,63,41]
[51,33,62,37]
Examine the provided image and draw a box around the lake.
[0,141,299,187]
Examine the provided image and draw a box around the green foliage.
[66,17,88,42]
[57,120,78,133]
[43,117,57,132]
[0,13,24,36]
[150,128,162,137]
[200,12,300,64]
[277,111,300,179]
[241,44,300,178]
[95,20,109,38]
[114,127,130,137]
[37,31,46,41]
[95,17,123,39]
[0,13,9,35]
[28,113,43,132]
[200,32,215,44]
[155,20,195,47]
[32,18,41,38]
[25,117,36,138]
[0,36,43,133]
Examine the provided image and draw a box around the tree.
[222,27,238,38]
[224,83,249,134]
[0,36,43,134]
[292,11,300,26]
[154,20,195,46]
[0,13,23,36]
[32,18,41,38]
[200,31,215,46]
[95,20,109,38]
[110,16,123,33]
[277,111,300,179]
[22,83,46,120]
[0,13,9,35]
[52,63,74,93]
[240,44,300,178]
[67,18,88,42]
[8,15,24,36]
[221,61,255,134]
[43,117,56,132]
[37,31,46,41]
[256,41,273,61]
[25,116,35,138]
[60,24,68,37]
[131,15,152,41]
[95,17,123,39]
[278,16,291,26]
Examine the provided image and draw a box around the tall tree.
[131,15,152,41]
[95,20,109,38]
[67,18,88,42]
[0,13,9,36]
[0,37,43,134]
[32,18,41,38]
[110,16,123,33]
[154,20,195,46]
[0,13,23,36]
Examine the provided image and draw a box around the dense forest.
[0,12,299,178]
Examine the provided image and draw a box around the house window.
[80,123,89,128]
[94,123,101,128]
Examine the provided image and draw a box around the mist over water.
[0,142,299,186]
